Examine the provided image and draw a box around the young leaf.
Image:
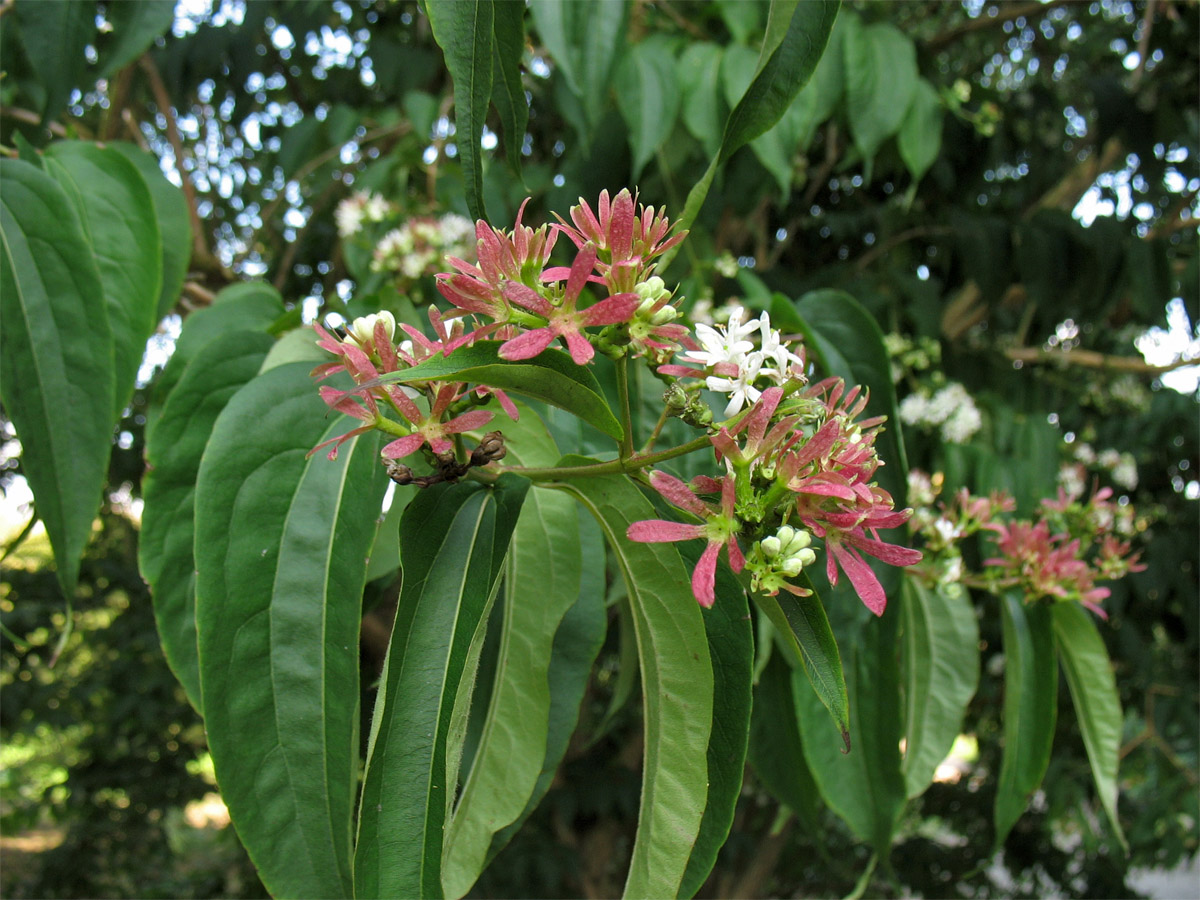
[426,0,495,222]
[194,362,389,900]
[900,578,980,799]
[371,341,623,441]
[140,331,274,711]
[0,158,115,598]
[555,461,713,900]
[442,409,582,899]
[45,142,163,417]
[1052,603,1128,851]
[354,476,530,900]
[994,593,1058,851]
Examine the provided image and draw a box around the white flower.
[685,306,759,369]
[706,353,764,417]
[1097,448,1121,469]
[941,402,982,444]
[756,312,804,384]
[899,393,931,426]
[363,193,390,222]
[1112,453,1138,491]
[1073,442,1097,465]
[940,555,965,585]
[926,383,971,424]
[346,311,396,349]
[932,517,963,544]
[1058,463,1086,500]
[335,193,368,237]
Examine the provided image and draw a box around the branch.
[1148,188,1198,240]
[1130,0,1158,90]
[1004,345,1199,375]
[853,224,953,273]
[923,0,1073,52]
[0,105,71,138]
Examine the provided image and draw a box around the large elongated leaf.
[140,331,274,711]
[490,0,528,175]
[615,37,682,180]
[844,18,918,163]
[14,0,93,120]
[370,342,623,441]
[427,0,494,222]
[901,578,980,799]
[45,142,162,416]
[97,0,176,78]
[354,477,529,899]
[1052,603,1127,850]
[194,362,389,900]
[442,410,581,899]
[994,594,1058,850]
[897,79,943,183]
[556,462,712,900]
[0,158,114,598]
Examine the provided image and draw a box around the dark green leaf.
[994,594,1058,851]
[195,362,389,900]
[98,0,176,78]
[897,79,943,182]
[14,0,93,120]
[679,43,725,158]
[490,0,528,175]
[0,158,114,597]
[427,0,494,222]
[354,476,529,899]
[140,331,274,711]
[372,341,623,441]
[614,38,682,180]
[900,578,979,799]
[556,462,712,899]
[1052,603,1128,851]
[45,142,162,416]
[844,18,918,163]
[749,651,821,833]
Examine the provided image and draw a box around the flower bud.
[663,384,689,410]
[347,311,396,348]
[781,556,804,577]
[760,536,782,558]
[635,276,669,303]
[775,525,796,547]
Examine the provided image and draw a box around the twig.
[1004,345,1199,375]
[853,225,953,273]
[0,105,70,138]
[1148,188,1198,240]
[923,0,1073,52]
[1130,0,1158,90]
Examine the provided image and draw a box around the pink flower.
[380,382,494,459]
[498,244,639,365]
[626,471,744,608]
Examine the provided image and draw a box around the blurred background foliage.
[1,0,1196,896]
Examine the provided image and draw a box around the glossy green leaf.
[679,554,753,899]
[844,18,918,162]
[442,409,581,899]
[0,158,114,598]
[98,0,176,78]
[897,79,943,182]
[794,607,906,856]
[427,0,494,222]
[109,142,192,320]
[354,476,529,899]
[45,142,162,416]
[555,462,712,900]
[748,651,821,834]
[752,582,850,748]
[487,505,608,863]
[900,578,980,799]
[994,594,1058,851]
[194,362,389,900]
[1052,603,1128,851]
[615,38,682,180]
[679,43,724,158]
[14,0,93,120]
[371,341,623,441]
[139,331,274,711]
[721,44,803,197]
[490,0,528,175]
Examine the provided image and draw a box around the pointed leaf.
[994,593,1058,850]
[555,461,712,900]
[614,38,682,180]
[97,0,176,78]
[845,19,918,162]
[372,341,623,441]
[140,331,274,711]
[354,476,529,899]
[194,362,389,900]
[45,142,162,416]
[897,79,943,183]
[1052,603,1128,851]
[14,0,93,120]
[0,158,114,597]
[901,578,980,799]
[490,0,528,175]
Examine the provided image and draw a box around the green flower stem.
[484,432,714,484]
[373,415,411,438]
[614,355,635,459]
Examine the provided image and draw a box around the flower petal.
[499,327,557,360]
[627,520,706,543]
[830,542,887,616]
[381,433,426,459]
[648,470,708,516]
[690,542,720,608]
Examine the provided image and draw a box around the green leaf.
[994,594,1058,851]
[14,0,93,120]
[897,79,943,182]
[1052,603,1128,851]
[427,0,494,222]
[555,462,712,900]
[139,331,274,711]
[614,38,682,180]
[844,19,918,163]
[490,0,528,175]
[678,43,725,158]
[194,362,389,900]
[98,0,176,78]
[794,606,906,856]
[371,341,623,441]
[0,158,114,598]
[721,44,801,197]
[753,584,850,748]
[354,476,529,899]
[900,579,980,799]
[679,555,753,899]
[442,409,581,899]
[45,142,162,416]
[748,651,821,834]
[109,141,192,320]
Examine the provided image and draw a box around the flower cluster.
[371,213,475,281]
[335,190,392,238]
[898,382,983,444]
[1060,442,1139,494]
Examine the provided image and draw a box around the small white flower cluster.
[1070,443,1139,491]
[898,382,982,444]
[682,306,803,417]
[371,214,475,280]
[335,191,392,238]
